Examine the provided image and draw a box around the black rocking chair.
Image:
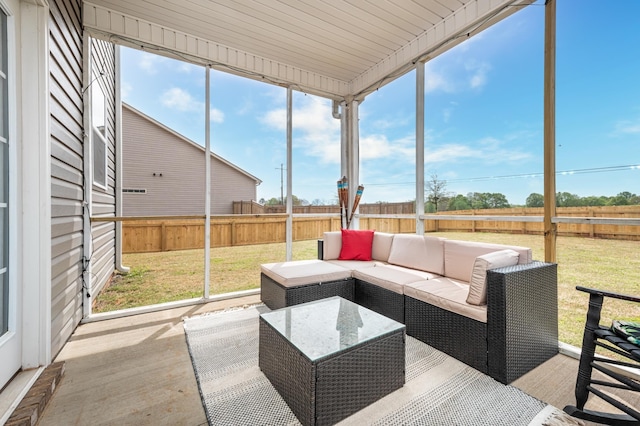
[564,286,640,426]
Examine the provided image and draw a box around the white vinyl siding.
[49,0,84,357]
[88,37,116,299]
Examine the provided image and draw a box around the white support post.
[416,61,425,235]
[114,45,129,273]
[285,87,293,260]
[204,66,211,297]
[347,99,360,230]
[340,101,348,180]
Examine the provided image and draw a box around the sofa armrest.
[486,261,558,383]
[317,239,324,260]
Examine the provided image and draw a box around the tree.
[448,194,471,211]
[425,173,448,212]
[468,192,489,209]
[525,193,544,207]
[556,192,582,207]
[486,193,510,208]
[466,192,510,209]
[261,195,309,206]
[609,191,637,206]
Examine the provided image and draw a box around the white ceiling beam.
[83,2,351,99]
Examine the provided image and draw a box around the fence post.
[231,220,236,246]
[161,222,167,252]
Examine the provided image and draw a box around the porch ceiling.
[83,0,533,99]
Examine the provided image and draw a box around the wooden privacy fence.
[426,206,640,240]
[122,215,416,253]
[120,205,640,253]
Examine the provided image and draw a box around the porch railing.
[91,205,640,253]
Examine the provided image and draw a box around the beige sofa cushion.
[323,231,342,260]
[352,264,440,295]
[372,232,394,262]
[387,234,445,275]
[444,240,532,283]
[466,249,520,306]
[404,278,488,323]
[326,259,384,271]
[323,231,395,262]
[261,259,352,288]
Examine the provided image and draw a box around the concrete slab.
[38,295,261,426]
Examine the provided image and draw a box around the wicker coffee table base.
[259,317,405,426]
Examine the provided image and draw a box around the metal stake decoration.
[337,176,364,229]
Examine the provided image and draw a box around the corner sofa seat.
[404,277,487,323]
[259,231,558,384]
[260,259,355,310]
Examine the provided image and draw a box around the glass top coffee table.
[259,296,405,426]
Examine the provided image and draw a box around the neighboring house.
[122,103,261,216]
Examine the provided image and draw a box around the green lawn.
[94,232,640,348]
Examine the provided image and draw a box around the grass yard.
[94,232,640,348]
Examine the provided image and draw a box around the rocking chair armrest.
[576,286,640,304]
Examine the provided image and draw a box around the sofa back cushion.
[323,231,342,260]
[387,234,445,275]
[467,249,520,305]
[371,232,394,262]
[444,240,532,283]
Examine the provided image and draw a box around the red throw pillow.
[338,229,375,261]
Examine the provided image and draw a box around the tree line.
[258,175,640,211]
[425,174,640,212]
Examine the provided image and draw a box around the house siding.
[49,0,117,356]
[89,38,116,298]
[49,0,84,357]
[122,105,259,216]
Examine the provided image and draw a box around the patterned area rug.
[183,305,578,426]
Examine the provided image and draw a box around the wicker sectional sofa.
[260,231,558,384]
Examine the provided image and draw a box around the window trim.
[90,72,108,190]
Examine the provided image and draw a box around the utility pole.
[276,163,285,205]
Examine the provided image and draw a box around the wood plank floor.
[37,295,638,425]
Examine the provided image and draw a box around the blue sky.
[121,0,640,207]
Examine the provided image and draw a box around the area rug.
[183,305,580,426]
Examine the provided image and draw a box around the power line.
[363,164,640,187]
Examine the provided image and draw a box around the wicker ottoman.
[260,259,354,310]
[259,296,405,426]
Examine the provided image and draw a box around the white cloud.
[613,118,640,135]
[261,94,532,171]
[161,87,200,112]
[425,70,455,94]
[261,96,341,163]
[138,52,164,74]
[425,58,491,94]
[160,87,225,123]
[466,61,491,89]
[424,135,532,167]
[210,108,225,123]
